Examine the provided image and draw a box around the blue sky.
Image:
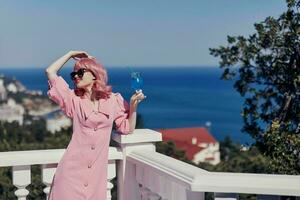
[0,1,286,68]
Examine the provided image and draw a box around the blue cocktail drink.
[131,71,144,92]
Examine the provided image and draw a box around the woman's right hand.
[68,51,94,60]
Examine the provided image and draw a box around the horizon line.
[0,65,221,69]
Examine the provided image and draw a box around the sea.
[0,66,253,144]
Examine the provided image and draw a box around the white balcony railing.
[0,129,299,200]
[0,147,122,200]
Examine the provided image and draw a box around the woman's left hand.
[130,90,146,109]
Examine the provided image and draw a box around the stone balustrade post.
[112,129,162,200]
[12,165,31,200]
[41,163,57,200]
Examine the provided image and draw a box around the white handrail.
[0,147,123,200]
[128,149,208,189]
[0,147,123,167]
[193,172,300,196]
[128,149,300,197]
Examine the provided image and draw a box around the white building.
[7,82,18,93]
[193,142,220,165]
[0,78,7,101]
[0,98,25,125]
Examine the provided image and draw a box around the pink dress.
[47,74,130,200]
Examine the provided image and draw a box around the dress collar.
[82,96,111,120]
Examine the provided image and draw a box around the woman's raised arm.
[45,51,89,79]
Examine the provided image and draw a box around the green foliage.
[135,113,144,129]
[209,0,300,174]
[199,136,271,173]
[156,140,195,164]
[0,119,72,199]
[264,120,300,174]
[155,136,271,174]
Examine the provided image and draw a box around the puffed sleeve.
[113,92,131,134]
[47,73,75,119]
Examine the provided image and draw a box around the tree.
[201,136,271,174]
[0,119,72,199]
[156,140,193,164]
[209,0,300,174]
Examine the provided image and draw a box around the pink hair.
[73,58,112,100]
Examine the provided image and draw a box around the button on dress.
[47,74,131,200]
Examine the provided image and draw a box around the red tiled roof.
[156,127,217,144]
[174,140,204,160]
[155,127,218,161]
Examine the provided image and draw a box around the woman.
[45,51,146,200]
